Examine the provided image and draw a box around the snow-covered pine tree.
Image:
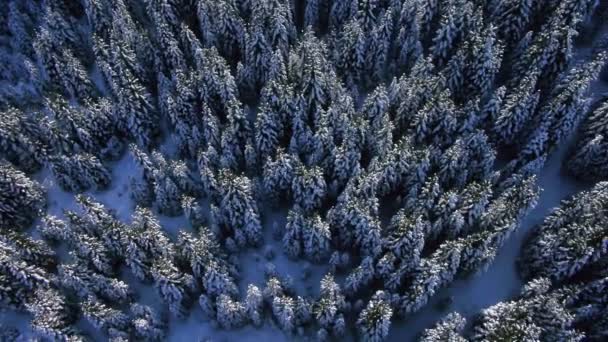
[103,35,160,149]
[492,70,540,146]
[362,85,393,157]
[125,207,174,281]
[82,98,124,160]
[34,29,95,101]
[0,107,46,173]
[176,229,238,298]
[436,131,495,189]
[314,273,348,337]
[244,284,263,326]
[130,303,167,341]
[410,89,458,148]
[356,291,393,342]
[273,295,296,333]
[294,295,313,327]
[334,19,367,90]
[0,161,45,230]
[151,257,196,318]
[216,294,247,329]
[215,171,263,247]
[196,0,246,60]
[242,25,273,93]
[392,57,441,135]
[542,53,608,151]
[327,174,382,255]
[82,0,112,36]
[345,256,376,296]
[0,241,52,309]
[465,24,503,99]
[459,175,540,275]
[263,149,297,204]
[152,165,183,217]
[396,240,464,316]
[50,153,111,192]
[329,0,358,30]
[26,288,83,341]
[0,231,55,270]
[383,213,427,288]
[291,164,327,212]
[220,99,251,171]
[365,7,393,84]
[6,1,36,57]
[430,1,470,68]
[520,182,608,283]
[419,312,467,342]
[395,0,422,74]
[490,0,534,44]
[59,260,131,304]
[302,214,332,263]
[566,100,608,179]
[81,296,131,340]
[255,103,283,159]
[283,209,305,259]
[181,196,206,228]
[469,278,583,341]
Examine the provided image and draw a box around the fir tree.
[81,297,131,340]
[0,242,52,309]
[50,153,112,193]
[245,284,263,326]
[0,162,45,230]
[314,274,348,337]
[176,229,238,298]
[356,291,393,342]
[273,295,296,333]
[130,303,167,341]
[151,257,196,318]
[466,25,503,98]
[366,8,393,84]
[567,100,608,180]
[0,107,46,173]
[490,0,534,43]
[216,294,247,329]
[215,171,263,247]
[329,0,358,29]
[26,288,83,341]
[58,262,132,304]
[420,312,467,342]
[520,182,608,283]
[492,70,540,146]
[125,207,174,281]
[291,164,327,212]
[345,256,376,296]
[395,1,423,74]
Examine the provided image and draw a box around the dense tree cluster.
[0,161,45,230]
[567,100,608,180]
[520,182,608,283]
[425,181,608,341]
[0,0,607,340]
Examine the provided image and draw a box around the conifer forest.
[2,0,608,341]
